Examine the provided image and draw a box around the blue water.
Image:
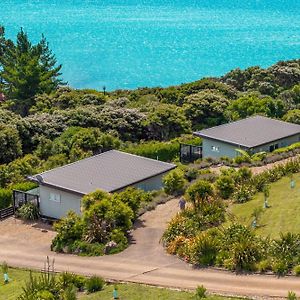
[1,1,300,90]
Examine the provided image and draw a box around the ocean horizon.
[1,0,300,91]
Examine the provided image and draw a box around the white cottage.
[29,150,176,219]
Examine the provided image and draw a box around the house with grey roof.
[29,150,176,219]
[194,115,300,159]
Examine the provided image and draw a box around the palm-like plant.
[235,148,267,162]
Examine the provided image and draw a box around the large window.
[49,192,61,203]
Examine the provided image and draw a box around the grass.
[230,173,300,238]
[0,267,37,300]
[79,284,236,300]
[0,267,241,300]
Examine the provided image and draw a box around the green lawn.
[230,174,300,238]
[0,268,240,300]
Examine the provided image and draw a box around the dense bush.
[195,285,207,299]
[113,187,153,218]
[163,169,186,195]
[85,276,105,293]
[125,140,179,161]
[16,203,39,221]
[0,124,22,163]
[215,175,235,199]
[185,180,214,210]
[59,272,86,291]
[0,188,12,209]
[51,212,84,253]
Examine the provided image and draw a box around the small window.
[49,193,61,203]
[211,146,220,152]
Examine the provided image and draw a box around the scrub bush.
[163,169,186,195]
[16,203,39,221]
[195,285,207,299]
[85,276,105,293]
[215,175,235,199]
[293,265,300,276]
[0,188,12,209]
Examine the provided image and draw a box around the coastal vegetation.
[162,158,300,275]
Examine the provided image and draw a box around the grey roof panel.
[31,150,176,195]
[194,116,300,148]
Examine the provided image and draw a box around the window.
[211,146,220,152]
[49,193,61,203]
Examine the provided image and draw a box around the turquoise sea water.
[1,1,300,90]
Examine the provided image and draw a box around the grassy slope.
[0,268,240,300]
[230,174,300,238]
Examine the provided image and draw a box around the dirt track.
[0,199,300,299]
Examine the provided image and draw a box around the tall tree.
[0,26,63,115]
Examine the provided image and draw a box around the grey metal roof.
[194,115,300,148]
[30,150,176,195]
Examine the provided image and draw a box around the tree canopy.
[0,26,63,115]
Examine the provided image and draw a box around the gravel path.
[0,199,300,299]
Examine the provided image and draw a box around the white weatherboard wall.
[39,172,169,219]
[202,134,300,159]
[39,185,82,219]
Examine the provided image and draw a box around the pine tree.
[0,26,63,115]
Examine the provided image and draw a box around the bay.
[1,0,300,90]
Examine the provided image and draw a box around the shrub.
[195,285,207,299]
[293,265,300,276]
[113,187,152,217]
[83,198,133,243]
[59,272,86,291]
[125,139,179,162]
[215,175,235,199]
[270,233,300,268]
[166,235,188,256]
[256,259,271,273]
[163,169,186,195]
[184,168,198,182]
[288,291,298,300]
[85,275,105,293]
[61,285,77,300]
[16,203,39,221]
[81,190,111,211]
[51,211,84,253]
[109,229,128,252]
[234,167,252,183]
[232,184,254,203]
[221,224,261,271]
[272,260,289,275]
[185,180,214,210]
[70,241,105,256]
[188,232,218,266]
[0,188,12,209]
[162,212,208,246]
[10,181,38,192]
